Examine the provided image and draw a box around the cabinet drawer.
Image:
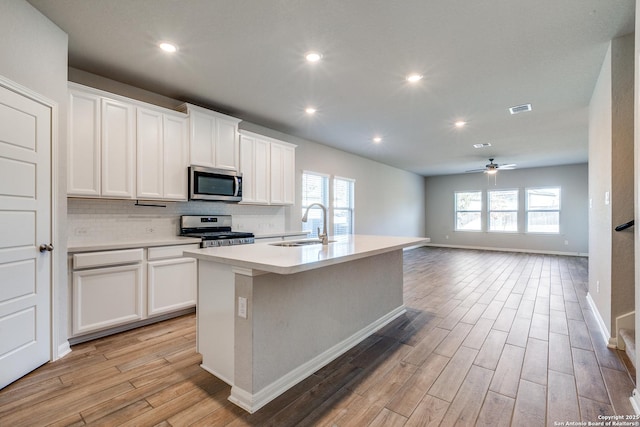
[73,248,143,269]
[147,244,200,260]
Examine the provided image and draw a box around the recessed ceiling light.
[373,136,382,143]
[159,42,177,53]
[406,74,423,83]
[305,107,317,114]
[305,51,322,62]
[454,121,467,128]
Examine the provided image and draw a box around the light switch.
[238,297,247,319]
[605,191,610,205]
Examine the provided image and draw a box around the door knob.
[39,243,54,252]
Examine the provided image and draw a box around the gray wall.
[0,1,69,353]
[424,164,588,255]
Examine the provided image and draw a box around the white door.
[0,83,52,388]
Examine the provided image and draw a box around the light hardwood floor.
[0,247,635,426]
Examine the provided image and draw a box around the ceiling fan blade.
[465,168,487,173]
[499,164,516,169]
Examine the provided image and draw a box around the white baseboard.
[424,243,588,257]
[631,389,640,415]
[56,340,71,359]
[228,305,407,414]
[586,293,613,348]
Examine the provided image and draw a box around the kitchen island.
[184,234,428,413]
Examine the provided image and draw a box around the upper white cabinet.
[68,90,101,196]
[180,103,241,170]
[239,132,270,204]
[270,141,296,205]
[136,107,188,201]
[68,87,136,198]
[68,84,135,199]
[239,130,296,205]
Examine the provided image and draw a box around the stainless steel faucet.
[302,203,329,245]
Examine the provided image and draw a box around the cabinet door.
[72,264,143,335]
[68,90,101,196]
[239,134,256,202]
[148,258,196,316]
[101,98,135,198]
[215,118,239,170]
[136,107,164,199]
[270,142,295,204]
[189,108,215,167]
[254,138,270,204]
[163,114,189,200]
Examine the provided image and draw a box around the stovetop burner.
[180,215,254,248]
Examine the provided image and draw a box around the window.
[526,187,560,233]
[488,189,518,232]
[333,177,354,235]
[302,172,356,237]
[455,191,482,231]
[301,171,329,238]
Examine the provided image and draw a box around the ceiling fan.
[466,158,516,175]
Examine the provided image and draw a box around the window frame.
[301,171,330,238]
[454,190,483,232]
[487,188,519,233]
[525,186,561,234]
[332,176,355,236]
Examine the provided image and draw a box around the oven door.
[189,166,242,202]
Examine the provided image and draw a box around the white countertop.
[184,234,429,275]
[68,236,202,253]
[253,231,309,239]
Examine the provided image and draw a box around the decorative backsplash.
[67,198,287,243]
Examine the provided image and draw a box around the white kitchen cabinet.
[68,84,135,199]
[270,141,296,205]
[181,103,241,170]
[136,107,189,200]
[101,98,136,198]
[68,89,101,196]
[72,263,144,335]
[148,257,196,316]
[70,243,198,341]
[239,130,296,205]
[239,132,270,204]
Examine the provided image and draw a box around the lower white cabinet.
[148,257,196,316]
[73,263,144,335]
[70,243,198,339]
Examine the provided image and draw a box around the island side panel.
[197,261,235,385]
[232,249,404,411]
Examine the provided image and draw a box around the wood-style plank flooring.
[0,247,636,426]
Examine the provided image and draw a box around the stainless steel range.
[179,215,254,248]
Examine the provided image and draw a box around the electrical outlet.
[238,297,247,319]
[445,235,449,240]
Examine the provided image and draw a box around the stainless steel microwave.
[188,166,243,202]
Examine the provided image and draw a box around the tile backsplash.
[67,198,287,243]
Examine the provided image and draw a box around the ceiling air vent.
[473,143,491,149]
[508,103,532,115]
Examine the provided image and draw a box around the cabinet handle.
[39,243,54,253]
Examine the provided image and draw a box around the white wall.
[424,164,588,255]
[0,1,69,353]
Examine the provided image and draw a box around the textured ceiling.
[28,0,635,176]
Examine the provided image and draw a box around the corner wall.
[589,34,635,341]
[424,164,588,255]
